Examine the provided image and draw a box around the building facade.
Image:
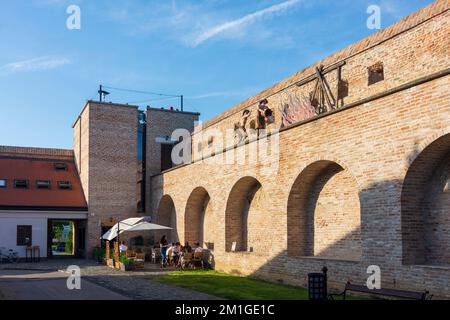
[0,0,448,298]
[72,102,199,253]
[0,146,88,258]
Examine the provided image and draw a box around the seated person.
[172,242,181,266]
[183,242,192,253]
[119,241,128,253]
[166,243,175,266]
[194,243,203,254]
[180,250,193,268]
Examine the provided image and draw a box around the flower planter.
[119,262,135,271]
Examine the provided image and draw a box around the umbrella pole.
[117,221,120,258]
[117,221,120,245]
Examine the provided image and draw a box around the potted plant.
[119,254,135,271]
[92,247,105,263]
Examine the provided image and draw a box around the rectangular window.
[161,144,174,171]
[36,180,51,189]
[14,179,29,189]
[17,225,32,246]
[0,179,6,188]
[54,162,68,171]
[57,181,72,190]
[368,62,384,85]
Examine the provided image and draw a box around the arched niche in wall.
[184,187,213,249]
[401,133,450,266]
[225,176,262,253]
[287,160,362,261]
[156,195,179,243]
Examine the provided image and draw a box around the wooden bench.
[329,282,432,300]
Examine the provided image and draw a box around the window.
[36,180,51,189]
[54,162,68,171]
[368,62,384,85]
[57,181,72,190]
[0,179,6,188]
[14,179,29,189]
[17,225,32,246]
[208,136,214,147]
[161,144,174,171]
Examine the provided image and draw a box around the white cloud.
[380,0,404,19]
[0,57,71,76]
[102,1,302,48]
[189,0,302,47]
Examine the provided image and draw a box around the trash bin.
[308,267,328,300]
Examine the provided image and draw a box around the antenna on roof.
[98,85,110,102]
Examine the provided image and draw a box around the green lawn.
[153,269,312,300]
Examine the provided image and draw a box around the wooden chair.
[134,253,145,269]
[181,252,193,269]
[151,250,161,264]
[191,251,204,269]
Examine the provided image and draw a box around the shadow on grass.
[152,269,368,300]
[153,270,307,300]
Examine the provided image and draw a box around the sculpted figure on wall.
[234,109,252,145]
[233,99,275,144]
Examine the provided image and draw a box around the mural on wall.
[279,64,347,128]
[279,93,316,128]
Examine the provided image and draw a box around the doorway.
[50,221,75,256]
[47,220,86,258]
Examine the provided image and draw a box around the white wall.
[0,211,87,258]
[0,216,48,258]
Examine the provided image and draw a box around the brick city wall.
[151,1,450,297]
[192,0,450,155]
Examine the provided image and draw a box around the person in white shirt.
[172,242,181,266]
[119,241,128,253]
[194,242,203,254]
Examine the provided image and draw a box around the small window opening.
[57,181,72,190]
[14,179,29,189]
[36,180,51,189]
[208,136,214,147]
[54,162,68,171]
[368,62,384,85]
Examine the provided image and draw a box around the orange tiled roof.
[0,156,87,211]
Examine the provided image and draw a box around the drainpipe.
[141,112,147,213]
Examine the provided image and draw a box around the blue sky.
[0,0,433,149]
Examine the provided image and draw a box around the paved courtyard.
[0,259,219,300]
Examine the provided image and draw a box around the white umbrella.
[101,218,171,241]
[127,222,172,232]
